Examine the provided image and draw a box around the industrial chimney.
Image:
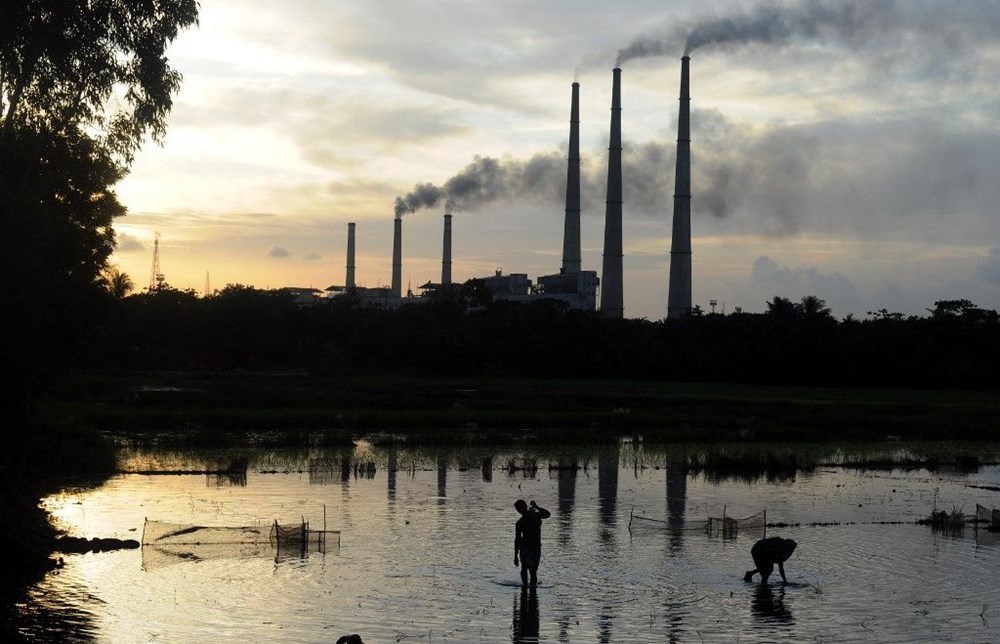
[561,82,582,274]
[667,56,692,318]
[346,222,356,288]
[441,211,452,286]
[600,68,624,319]
[391,216,402,298]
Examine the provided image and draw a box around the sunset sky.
[112,0,1000,320]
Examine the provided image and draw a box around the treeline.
[85,285,1000,388]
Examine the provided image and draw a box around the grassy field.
[42,370,1000,445]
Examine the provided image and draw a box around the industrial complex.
[325,59,694,319]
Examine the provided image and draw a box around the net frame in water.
[141,511,342,568]
[627,505,767,539]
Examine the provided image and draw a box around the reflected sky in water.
[20,442,1000,642]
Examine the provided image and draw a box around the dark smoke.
[394,153,564,218]
[394,183,444,218]
[682,1,894,56]
[615,0,983,64]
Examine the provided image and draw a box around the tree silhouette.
[798,295,832,321]
[1,1,200,409]
[102,266,135,299]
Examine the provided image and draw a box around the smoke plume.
[394,153,565,218]
[615,0,992,64]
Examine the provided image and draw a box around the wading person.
[514,499,551,587]
[744,536,797,584]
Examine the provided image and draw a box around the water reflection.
[437,454,448,505]
[387,446,398,502]
[340,453,351,484]
[666,461,687,552]
[19,442,1000,642]
[599,447,619,546]
[511,587,539,643]
[554,458,576,546]
[752,585,793,624]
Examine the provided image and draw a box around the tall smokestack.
[441,211,452,286]
[345,222,357,288]
[667,56,692,318]
[561,82,582,274]
[600,68,624,319]
[391,216,402,298]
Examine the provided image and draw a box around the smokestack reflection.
[666,461,688,552]
[556,458,577,546]
[599,447,619,545]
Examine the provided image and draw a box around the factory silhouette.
[327,60,693,320]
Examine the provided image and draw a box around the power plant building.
[329,63,691,318]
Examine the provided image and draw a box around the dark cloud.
[268,246,292,258]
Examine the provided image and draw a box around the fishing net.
[628,508,766,538]
[141,518,340,570]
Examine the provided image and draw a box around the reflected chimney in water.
[387,446,398,503]
[437,454,448,503]
[556,458,577,546]
[667,461,688,552]
[599,447,619,544]
[340,453,351,484]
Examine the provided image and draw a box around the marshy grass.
[41,371,1000,448]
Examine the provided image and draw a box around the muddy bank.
[1,415,118,640]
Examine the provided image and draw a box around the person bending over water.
[514,499,551,587]
[744,536,797,584]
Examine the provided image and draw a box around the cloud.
[751,255,863,315]
[115,233,145,252]
[268,246,292,258]
[978,247,1000,285]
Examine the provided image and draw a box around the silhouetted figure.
[336,635,363,644]
[744,536,797,584]
[514,499,551,587]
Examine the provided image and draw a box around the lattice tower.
[149,231,165,290]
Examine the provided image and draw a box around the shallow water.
[18,443,1000,642]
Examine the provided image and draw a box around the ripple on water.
[17,450,1000,642]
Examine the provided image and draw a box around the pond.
[16,441,1000,642]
